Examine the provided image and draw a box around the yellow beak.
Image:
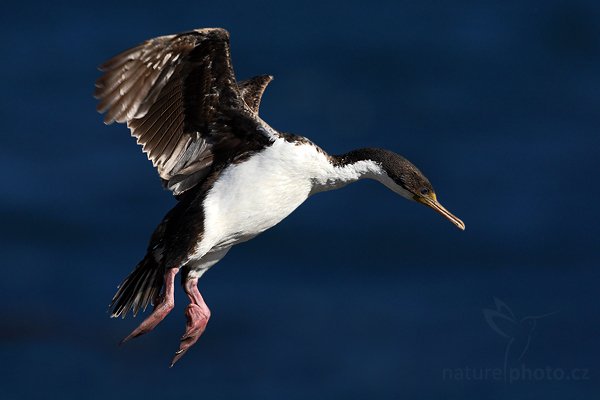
[417,194,465,230]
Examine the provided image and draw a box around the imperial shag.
[95,28,465,366]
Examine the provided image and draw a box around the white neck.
[311,158,388,194]
[262,139,413,200]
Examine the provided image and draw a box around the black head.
[373,149,434,198]
[339,148,465,230]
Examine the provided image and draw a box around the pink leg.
[120,268,178,344]
[170,276,210,367]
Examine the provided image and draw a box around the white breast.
[199,138,331,254]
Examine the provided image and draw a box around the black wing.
[95,28,272,195]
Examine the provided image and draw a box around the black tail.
[110,256,163,318]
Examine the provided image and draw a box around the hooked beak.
[416,194,465,230]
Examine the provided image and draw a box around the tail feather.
[110,256,163,318]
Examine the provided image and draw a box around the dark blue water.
[2,0,599,398]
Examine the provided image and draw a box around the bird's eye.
[420,188,429,195]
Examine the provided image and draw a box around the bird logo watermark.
[441,298,589,383]
[483,297,557,373]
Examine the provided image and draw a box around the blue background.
[2,0,599,398]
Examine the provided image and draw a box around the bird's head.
[353,148,465,230]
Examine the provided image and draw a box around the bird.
[94,27,465,367]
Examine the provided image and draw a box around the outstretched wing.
[95,28,272,195]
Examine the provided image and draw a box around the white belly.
[200,138,324,253]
